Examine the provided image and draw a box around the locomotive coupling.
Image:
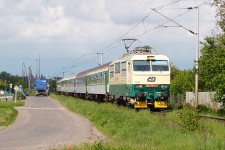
[130,98,136,104]
[159,92,169,100]
[135,92,146,98]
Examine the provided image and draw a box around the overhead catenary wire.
[99,0,211,54]
[152,0,211,35]
[100,0,182,53]
[74,0,183,68]
[152,8,196,34]
[128,8,194,42]
[106,0,211,51]
[73,0,212,72]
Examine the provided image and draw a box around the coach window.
[115,62,120,73]
[121,61,126,77]
[86,76,90,85]
[110,65,114,78]
[99,73,104,84]
[102,73,105,83]
[88,76,90,85]
[91,75,95,85]
[96,74,98,85]
[151,60,169,71]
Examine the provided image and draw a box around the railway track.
[198,115,225,124]
[151,111,225,124]
[150,109,172,115]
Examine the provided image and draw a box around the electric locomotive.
[108,46,170,109]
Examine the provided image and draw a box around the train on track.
[57,45,170,109]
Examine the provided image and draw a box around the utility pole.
[36,59,38,79]
[152,6,200,109]
[97,53,103,65]
[39,54,41,79]
[22,63,24,79]
[195,6,199,109]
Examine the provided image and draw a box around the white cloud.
[0,0,218,76]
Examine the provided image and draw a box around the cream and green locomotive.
[108,46,170,109]
[57,46,170,109]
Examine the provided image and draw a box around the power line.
[73,0,211,71]
[100,0,210,54]
[152,0,211,35]
[75,1,183,62]
[152,8,196,34]
[122,0,212,44]
[99,0,182,53]
[133,8,194,39]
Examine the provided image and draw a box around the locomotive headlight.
[147,56,155,60]
[135,84,143,88]
[161,84,168,89]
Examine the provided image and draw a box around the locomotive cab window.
[133,60,150,71]
[151,60,169,71]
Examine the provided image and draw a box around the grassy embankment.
[0,101,25,126]
[51,94,225,150]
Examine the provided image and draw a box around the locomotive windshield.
[152,60,169,71]
[133,60,169,71]
[133,60,150,71]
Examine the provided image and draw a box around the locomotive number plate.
[146,84,158,88]
[154,101,167,108]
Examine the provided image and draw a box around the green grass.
[51,94,225,150]
[0,101,25,126]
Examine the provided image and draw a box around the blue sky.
[0,0,217,78]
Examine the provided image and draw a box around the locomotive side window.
[133,60,150,71]
[110,65,114,78]
[151,60,169,71]
[121,61,126,77]
[115,62,120,73]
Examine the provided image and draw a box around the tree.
[0,80,7,91]
[0,71,12,81]
[0,71,28,91]
[199,34,225,103]
[198,1,225,104]
[49,80,57,92]
[170,70,195,97]
[212,0,225,24]
[170,63,181,80]
[15,80,27,89]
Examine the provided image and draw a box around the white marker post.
[14,86,19,103]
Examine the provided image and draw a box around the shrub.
[217,108,225,116]
[178,105,199,131]
[13,91,26,100]
[198,104,214,114]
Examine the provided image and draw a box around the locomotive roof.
[76,62,111,77]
